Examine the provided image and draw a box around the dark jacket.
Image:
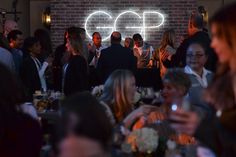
[195,106,236,157]
[97,44,137,83]
[0,112,42,157]
[52,44,66,91]
[20,56,41,100]
[64,55,89,96]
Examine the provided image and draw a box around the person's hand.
[169,109,200,136]
[147,60,153,68]
[45,56,53,66]
[123,105,157,129]
[88,43,96,53]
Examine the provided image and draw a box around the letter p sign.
[85,10,165,41]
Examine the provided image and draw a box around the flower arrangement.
[121,127,159,155]
[91,85,104,98]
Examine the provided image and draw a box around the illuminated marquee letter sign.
[85,10,165,41]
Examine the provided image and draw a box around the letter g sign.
[85,10,165,41]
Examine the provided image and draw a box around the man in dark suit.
[97,31,137,83]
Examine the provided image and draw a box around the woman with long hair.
[63,31,89,96]
[151,29,176,76]
[100,69,156,129]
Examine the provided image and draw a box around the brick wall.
[51,0,197,50]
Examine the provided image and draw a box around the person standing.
[88,32,106,67]
[20,37,51,100]
[133,33,154,68]
[97,31,136,83]
[63,31,89,96]
[7,30,24,75]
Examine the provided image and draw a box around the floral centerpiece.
[91,85,104,98]
[121,127,159,156]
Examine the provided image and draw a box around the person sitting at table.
[0,63,42,157]
[133,68,198,145]
[99,69,156,129]
[184,40,214,109]
[57,91,113,157]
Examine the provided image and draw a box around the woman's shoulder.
[70,55,87,65]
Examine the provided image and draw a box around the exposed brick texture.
[51,0,197,50]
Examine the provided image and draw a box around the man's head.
[110,31,121,44]
[66,27,81,41]
[4,20,18,37]
[7,30,24,49]
[92,32,102,47]
[133,33,143,47]
[188,12,204,36]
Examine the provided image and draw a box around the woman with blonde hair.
[100,69,156,128]
[151,29,176,76]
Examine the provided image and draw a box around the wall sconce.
[198,6,208,25]
[42,6,51,29]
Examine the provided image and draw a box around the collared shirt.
[184,65,212,88]
[133,44,154,57]
[134,43,154,59]
[133,43,154,68]
[31,56,48,92]
[89,44,106,67]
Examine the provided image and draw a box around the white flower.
[167,139,177,150]
[123,127,159,153]
[91,85,104,97]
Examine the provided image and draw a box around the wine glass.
[140,87,155,105]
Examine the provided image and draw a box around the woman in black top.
[63,32,89,96]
